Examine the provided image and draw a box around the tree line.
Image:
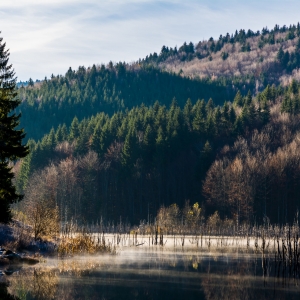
[205,80,300,224]
[17,88,272,224]
[142,23,300,64]
[16,64,236,142]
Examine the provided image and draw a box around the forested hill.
[17,65,241,142]
[18,23,300,143]
[14,22,300,227]
[16,92,264,223]
[17,81,300,225]
[140,23,300,87]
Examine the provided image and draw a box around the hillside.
[17,82,300,225]
[17,23,300,144]
[17,66,239,142]
[141,24,300,88]
[13,22,300,227]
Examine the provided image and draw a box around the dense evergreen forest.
[14,23,300,227]
[17,65,239,142]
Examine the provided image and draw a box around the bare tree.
[22,165,59,240]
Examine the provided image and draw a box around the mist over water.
[2,241,300,300]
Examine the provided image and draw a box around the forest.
[11,23,300,229]
[16,65,237,143]
[143,23,300,88]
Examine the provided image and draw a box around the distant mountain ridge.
[139,23,300,88]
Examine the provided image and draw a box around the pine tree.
[69,116,80,141]
[28,78,34,87]
[229,107,236,125]
[277,47,284,62]
[47,128,56,150]
[222,101,230,121]
[205,115,215,137]
[154,126,166,166]
[247,102,257,126]
[55,125,64,144]
[75,128,89,156]
[121,130,137,167]
[259,100,270,125]
[192,107,205,133]
[288,79,298,95]
[0,34,28,223]
[281,95,293,113]
[206,98,215,114]
[197,140,213,178]
[233,91,243,107]
[244,90,252,106]
[143,124,155,165]
[234,116,244,136]
[16,152,32,193]
[183,98,193,130]
[61,124,69,141]
[213,107,222,136]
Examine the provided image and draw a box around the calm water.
[1,246,300,299]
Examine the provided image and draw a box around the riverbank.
[0,221,56,259]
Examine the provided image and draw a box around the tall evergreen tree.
[0,34,28,223]
[233,90,243,107]
[69,116,80,141]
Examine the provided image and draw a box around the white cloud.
[1,0,300,80]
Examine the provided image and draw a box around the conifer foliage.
[0,34,28,223]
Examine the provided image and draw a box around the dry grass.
[57,231,115,256]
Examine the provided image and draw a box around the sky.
[1,0,300,81]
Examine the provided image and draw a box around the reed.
[57,224,115,256]
[274,227,300,282]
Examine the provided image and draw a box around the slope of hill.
[17,82,295,224]
[14,23,300,227]
[141,23,300,88]
[17,66,240,142]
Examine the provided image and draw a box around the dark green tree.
[60,124,69,141]
[0,34,28,223]
[69,116,80,141]
[277,47,284,62]
[183,98,193,130]
[121,130,137,168]
[28,78,34,87]
[233,91,243,107]
[244,90,252,106]
[55,124,64,144]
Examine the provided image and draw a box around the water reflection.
[2,249,300,299]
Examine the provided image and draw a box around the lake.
[1,235,300,299]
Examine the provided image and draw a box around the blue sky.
[1,0,300,81]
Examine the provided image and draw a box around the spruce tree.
[55,125,64,144]
[183,98,193,130]
[69,116,80,141]
[47,128,56,150]
[16,152,32,193]
[154,126,166,166]
[245,90,252,106]
[277,47,284,62]
[0,34,28,223]
[61,123,69,141]
[233,91,243,107]
[121,130,136,168]
[143,124,155,165]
